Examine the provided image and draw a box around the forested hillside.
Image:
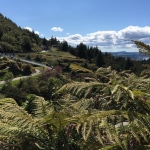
[0,13,42,52]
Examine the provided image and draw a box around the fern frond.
[45,111,70,132]
[69,98,93,112]
[30,96,54,118]
[0,98,49,141]
[111,84,134,100]
[54,81,107,98]
[0,98,18,106]
[100,144,121,150]
[68,110,150,149]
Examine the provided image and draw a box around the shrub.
[0,63,7,70]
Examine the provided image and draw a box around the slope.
[0,13,42,53]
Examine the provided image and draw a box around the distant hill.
[109,51,150,60]
[0,13,42,53]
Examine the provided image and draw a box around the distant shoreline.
[106,51,150,60]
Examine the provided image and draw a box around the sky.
[1,0,150,52]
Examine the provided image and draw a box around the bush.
[4,71,14,83]
[0,63,7,70]
[23,64,34,75]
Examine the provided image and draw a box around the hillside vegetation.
[0,13,150,150]
[0,66,149,150]
[0,13,43,52]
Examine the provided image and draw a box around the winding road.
[0,69,41,85]
[0,58,51,85]
[19,58,48,67]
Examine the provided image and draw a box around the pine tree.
[76,43,87,59]
[95,50,105,67]
[61,41,68,52]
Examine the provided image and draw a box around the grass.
[16,50,87,67]
[17,50,76,60]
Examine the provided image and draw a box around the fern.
[68,110,150,149]
[69,98,94,112]
[54,81,108,98]
[0,67,149,149]
[45,111,70,132]
[28,96,54,118]
[0,98,51,149]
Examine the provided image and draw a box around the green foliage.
[124,57,133,70]
[23,64,34,75]
[53,67,150,149]
[0,28,3,39]
[132,40,150,56]
[0,62,7,70]
[1,83,27,105]
[0,13,42,52]
[8,60,34,76]
[1,33,15,44]
[76,43,87,59]
[68,110,150,149]
[4,71,14,83]
[100,144,122,150]
[21,36,32,52]
[0,97,52,149]
[23,94,54,118]
[21,77,40,95]
[61,40,69,52]
[0,67,150,149]
[0,96,79,149]
[70,63,92,73]
[95,50,105,67]
[0,41,15,52]
[22,94,36,114]
[140,69,150,78]
[0,13,150,149]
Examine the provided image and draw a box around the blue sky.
[1,0,150,52]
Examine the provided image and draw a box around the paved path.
[0,69,41,85]
[0,57,51,85]
[19,58,48,67]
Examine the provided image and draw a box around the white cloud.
[51,27,63,32]
[40,34,44,37]
[24,27,43,37]
[66,33,70,35]
[24,27,33,32]
[35,31,40,35]
[57,26,150,52]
